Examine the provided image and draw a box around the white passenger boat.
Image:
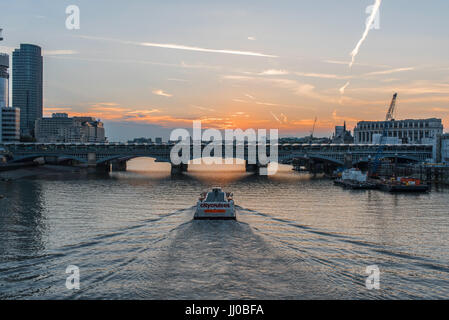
[194,187,236,220]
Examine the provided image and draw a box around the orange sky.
[4,1,447,139]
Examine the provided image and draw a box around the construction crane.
[369,93,399,177]
[309,116,317,142]
[385,93,398,121]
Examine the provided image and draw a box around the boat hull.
[334,179,378,190]
[379,184,429,193]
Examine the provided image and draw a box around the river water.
[1,159,449,299]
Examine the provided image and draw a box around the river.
[1,159,448,299]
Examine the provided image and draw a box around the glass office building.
[12,44,43,137]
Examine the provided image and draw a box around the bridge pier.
[87,152,97,168]
[305,160,325,175]
[171,163,188,175]
[86,153,110,172]
[111,160,127,172]
[305,159,314,173]
[93,162,110,173]
[344,153,353,169]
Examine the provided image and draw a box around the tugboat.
[194,187,236,220]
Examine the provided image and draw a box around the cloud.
[323,59,351,66]
[323,59,391,68]
[46,55,225,71]
[431,107,449,112]
[256,101,282,107]
[259,69,289,75]
[93,106,129,113]
[89,102,122,111]
[232,98,280,107]
[223,75,254,81]
[253,69,350,80]
[349,0,382,67]
[191,105,216,112]
[231,111,250,118]
[331,109,362,124]
[232,99,249,103]
[291,118,325,127]
[295,72,351,80]
[152,89,173,97]
[224,75,336,104]
[126,109,161,114]
[43,107,73,116]
[168,78,188,82]
[180,61,223,70]
[67,105,203,127]
[44,107,72,111]
[381,78,400,83]
[348,81,449,96]
[91,102,120,107]
[248,36,256,41]
[364,67,415,76]
[44,50,78,56]
[79,35,277,58]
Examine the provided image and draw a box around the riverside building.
[34,113,106,143]
[1,107,20,142]
[354,118,443,145]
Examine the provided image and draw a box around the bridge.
[0,142,433,174]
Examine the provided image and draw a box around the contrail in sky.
[339,81,350,94]
[349,0,382,67]
[78,35,277,58]
[270,111,281,124]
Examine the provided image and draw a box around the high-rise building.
[12,44,43,137]
[0,53,8,108]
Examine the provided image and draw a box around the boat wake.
[235,205,449,299]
